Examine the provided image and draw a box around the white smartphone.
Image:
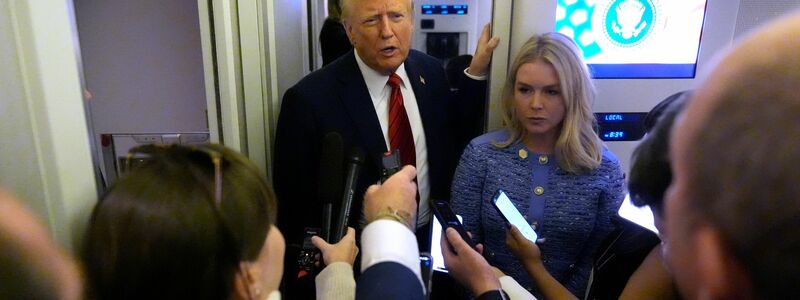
[492,190,538,242]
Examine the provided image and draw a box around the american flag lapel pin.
[419,75,426,85]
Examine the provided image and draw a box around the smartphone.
[430,199,476,249]
[492,190,538,242]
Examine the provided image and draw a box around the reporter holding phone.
[84,144,361,300]
[450,33,625,297]
[505,225,577,300]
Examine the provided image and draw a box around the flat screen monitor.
[555,0,708,78]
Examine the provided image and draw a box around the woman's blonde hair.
[497,32,602,174]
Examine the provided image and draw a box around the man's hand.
[312,227,359,266]
[505,225,543,267]
[442,228,501,295]
[467,23,501,76]
[363,166,417,229]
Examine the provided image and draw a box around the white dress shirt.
[353,50,487,227]
[360,219,424,290]
[354,51,432,227]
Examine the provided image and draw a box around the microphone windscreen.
[318,132,344,205]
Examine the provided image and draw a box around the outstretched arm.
[467,23,501,77]
[442,228,504,297]
[313,227,358,300]
[506,226,578,300]
[312,227,359,267]
[357,166,425,300]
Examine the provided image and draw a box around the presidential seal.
[592,0,664,51]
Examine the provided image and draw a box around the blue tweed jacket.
[451,130,625,297]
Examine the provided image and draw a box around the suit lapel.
[336,52,387,166]
[404,53,436,140]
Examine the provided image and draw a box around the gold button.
[539,155,549,165]
[518,149,528,159]
[534,186,545,195]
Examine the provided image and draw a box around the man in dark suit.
[273,0,498,296]
[357,166,509,300]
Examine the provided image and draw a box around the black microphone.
[334,147,364,242]
[318,132,344,242]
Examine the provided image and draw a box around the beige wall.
[0,0,97,251]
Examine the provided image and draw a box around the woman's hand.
[507,226,577,300]
[505,225,543,266]
[312,227,359,266]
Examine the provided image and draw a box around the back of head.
[83,144,276,299]
[0,189,81,300]
[683,13,800,299]
[327,0,342,20]
[628,91,689,213]
[499,32,600,174]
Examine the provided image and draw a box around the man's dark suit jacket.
[273,49,486,297]
[355,262,509,300]
[356,262,425,300]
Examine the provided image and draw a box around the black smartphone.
[430,199,476,249]
[492,190,538,242]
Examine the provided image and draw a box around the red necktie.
[387,73,416,167]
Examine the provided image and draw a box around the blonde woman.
[451,33,624,297]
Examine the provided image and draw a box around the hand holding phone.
[505,224,543,265]
[492,190,538,243]
[431,199,476,249]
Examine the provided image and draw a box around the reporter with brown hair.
[82,144,357,300]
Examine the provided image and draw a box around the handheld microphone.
[334,147,364,242]
[318,132,344,242]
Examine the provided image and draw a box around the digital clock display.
[603,131,625,139]
[421,4,468,15]
[595,112,647,141]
